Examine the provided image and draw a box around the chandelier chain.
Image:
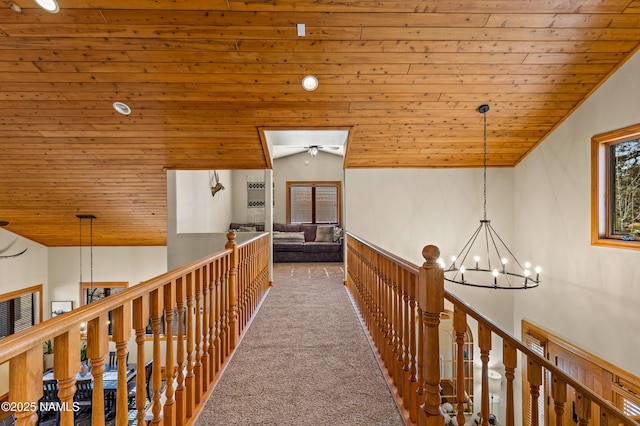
[483,107,487,222]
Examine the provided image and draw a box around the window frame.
[0,284,43,338]
[79,281,129,306]
[286,181,342,226]
[591,123,640,250]
[80,281,129,336]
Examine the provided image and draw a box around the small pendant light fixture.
[442,105,541,289]
[77,214,96,300]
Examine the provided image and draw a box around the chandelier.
[442,105,541,289]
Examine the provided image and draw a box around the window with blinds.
[613,379,640,418]
[286,181,341,225]
[0,286,41,339]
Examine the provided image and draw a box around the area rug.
[195,262,404,426]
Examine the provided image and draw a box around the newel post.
[225,231,239,351]
[417,245,445,426]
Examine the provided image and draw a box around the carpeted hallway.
[195,262,404,426]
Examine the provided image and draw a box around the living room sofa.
[229,222,343,262]
[272,223,343,263]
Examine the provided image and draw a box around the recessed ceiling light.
[34,0,59,13]
[8,2,22,12]
[301,75,318,91]
[113,101,132,115]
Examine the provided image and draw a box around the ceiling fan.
[284,145,342,157]
[0,221,28,259]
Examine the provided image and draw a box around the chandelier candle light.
[442,105,541,289]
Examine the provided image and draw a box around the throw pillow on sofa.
[272,232,306,243]
[316,226,333,243]
[315,226,334,242]
[332,226,343,242]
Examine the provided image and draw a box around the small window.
[0,285,42,339]
[81,281,128,335]
[592,124,640,249]
[286,181,341,225]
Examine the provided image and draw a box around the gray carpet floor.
[195,262,404,426]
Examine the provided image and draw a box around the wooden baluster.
[387,260,396,378]
[87,314,109,426]
[527,358,542,426]
[112,304,132,426]
[503,341,517,426]
[416,302,425,426]
[237,250,246,331]
[382,260,392,370]
[150,288,164,425]
[575,391,592,426]
[53,331,79,426]
[133,294,149,425]
[599,407,615,426]
[185,272,196,417]
[251,248,258,318]
[371,250,380,352]
[164,281,177,425]
[208,261,215,383]
[408,272,419,423]
[213,261,222,374]
[369,248,377,347]
[9,346,42,426]
[219,257,228,363]
[175,276,187,424]
[225,231,239,351]
[193,268,203,403]
[252,248,259,318]
[200,264,210,392]
[401,269,412,412]
[478,323,492,426]
[551,374,567,426]
[385,259,395,383]
[417,245,444,426]
[393,264,403,392]
[247,249,255,322]
[243,248,258,328]
[454,307,467,426]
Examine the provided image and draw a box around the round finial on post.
[226,230,237,249]
[422,245,441,264]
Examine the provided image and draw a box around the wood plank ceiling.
[1,0,640,247]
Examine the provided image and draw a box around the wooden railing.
[345,233,640,426]
[0,231,270,426]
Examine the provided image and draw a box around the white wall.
[48,246,167,313]
[273,151,344,224]
[514,50,640,377]
[0,229,48,300]
[345,167,516,330]
[175,169,233,233]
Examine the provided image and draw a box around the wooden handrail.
[345,232,640,426]
[1,232,270,426]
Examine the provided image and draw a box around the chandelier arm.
[449,222,483,269]
[486,222,527,272]
[483,221,492,271]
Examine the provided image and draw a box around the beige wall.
[273,151,344,225]
[513,49,640,377]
